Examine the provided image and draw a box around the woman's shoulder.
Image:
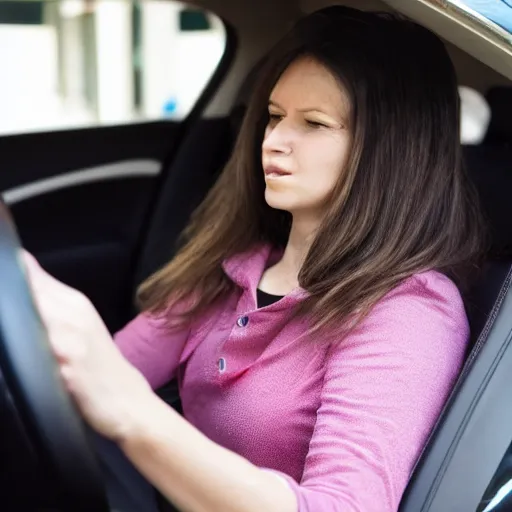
[382,269,466,319]
[336,269,469,358]
[409,268,463,297]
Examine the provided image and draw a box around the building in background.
[0,0,226,135]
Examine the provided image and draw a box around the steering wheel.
[0,201,109,511]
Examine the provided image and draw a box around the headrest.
[459,86,491,145]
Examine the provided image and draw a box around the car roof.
[191,0,512,117]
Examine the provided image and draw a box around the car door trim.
[1,159,161,205]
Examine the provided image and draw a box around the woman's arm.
[118,393,297,512]
[113,310,191,390]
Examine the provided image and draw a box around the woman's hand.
[21,250,154,442]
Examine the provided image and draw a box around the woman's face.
[261,56,351,222]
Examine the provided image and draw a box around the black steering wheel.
[0,201,109,511]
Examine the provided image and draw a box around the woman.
[24,6,486,512]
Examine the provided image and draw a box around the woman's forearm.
[118,393,297,512]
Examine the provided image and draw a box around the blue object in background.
[459,0,512,32]
[162,97,178,117]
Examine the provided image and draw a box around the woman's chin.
[264,192,293,212]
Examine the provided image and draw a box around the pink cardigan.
[114,244,468,511]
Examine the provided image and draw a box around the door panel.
[0,122,178,189]
[0,122,182,332]
[0,0,233,332]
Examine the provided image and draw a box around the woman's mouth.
[264,166,291,178]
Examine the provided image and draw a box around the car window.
[456,0,512,33]
[0,0,226,135]
[477,440,512,511]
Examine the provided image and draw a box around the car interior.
[0,0,512,510]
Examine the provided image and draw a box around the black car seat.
[133,117,235,287]
[462,86,512,351]
[484,86,512,147]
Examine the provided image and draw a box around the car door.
[0,0,232,333]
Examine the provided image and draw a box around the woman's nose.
[262,121,293,155]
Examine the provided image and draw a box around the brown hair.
[138,6,487,335]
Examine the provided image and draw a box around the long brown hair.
[138,6,487,335]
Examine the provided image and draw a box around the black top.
[256,288,284,308]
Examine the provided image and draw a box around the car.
[0,0,511,511]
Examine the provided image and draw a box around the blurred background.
[0,0,226,135]
[0,0,509,138]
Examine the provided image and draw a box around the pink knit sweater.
[114,244,468,511]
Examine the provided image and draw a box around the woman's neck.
[259,215,319,295]
[280,214,319,275]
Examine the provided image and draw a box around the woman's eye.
[305,120,325,128]
[268,113,283,123]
